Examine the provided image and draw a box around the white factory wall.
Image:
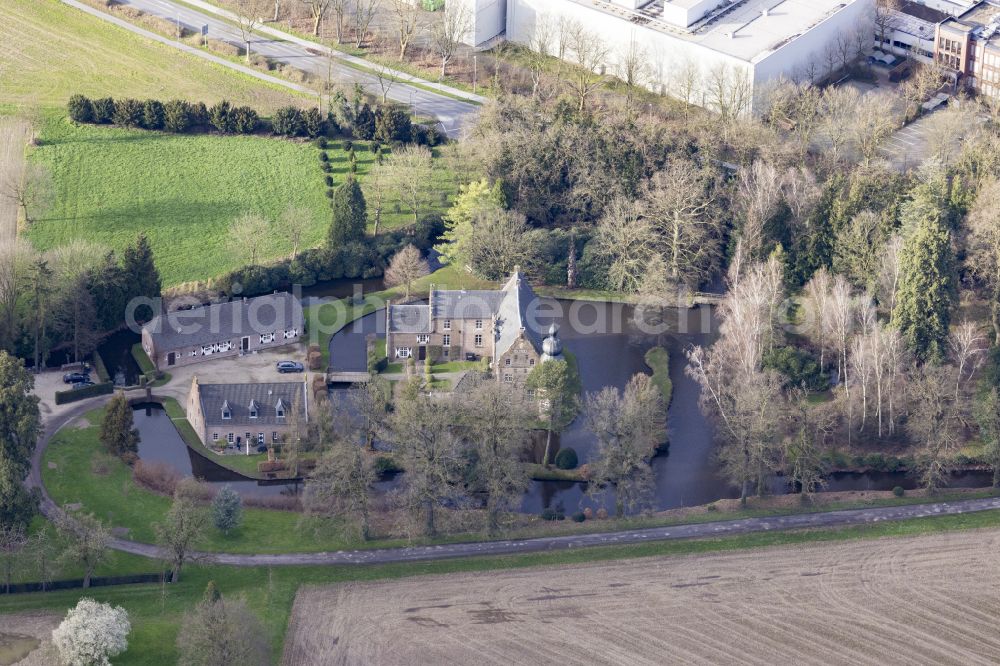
[454,0,506,46]
[752,0,875,90]
[506,0,751,111]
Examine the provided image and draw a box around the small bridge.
[326,371,370,384]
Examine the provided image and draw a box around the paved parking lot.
[881,111,936,170]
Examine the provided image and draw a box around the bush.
[325,188,335,199]
[321,162,332,173]
[374,455,403,476]
[133,460,182,495]
[231,106,259,134]
[163,99,193,132]
[92,97,116,124]
[303,107,325,138]
[325,175,334,187]
[314,136,328,149]
[52,599,131,666]
[190,101,210,127]
[55,382,113,405]
[318,151,329,162]
[140,99,164,130]
[762,345,829,392]
[596,508,608,519]
[112,98,144,127]
[554,447,578,470]
[211,485,243,534]
[892,486,905,497]
[342,139,353,152]
[374,105,412,144]
[540,507,560,521]
[353,104,376,140]
[67,94,94,123]
[271,106,305,137]
[571,511,586,523]
[209,100,234,133]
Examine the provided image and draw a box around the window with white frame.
[227,433,234,443]
[283,329,298,339]
[222,408,231,420]
[475,319,483,330]
[396,347,412,359]
[504,374,513,383]
[249,401,259,419]
[504,358,511,366]
[417,334,429,344]
[272,432,279,442]
[530,358,535,366]
[474,334,483,347]
[443,319,451,330]
[257,433,264,444]
[260,332,276,344]
[442,334,451,347]
[213,433,219,441]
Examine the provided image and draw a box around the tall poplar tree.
[328,179,367,248]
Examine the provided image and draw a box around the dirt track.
[0,117,30,240]
[284,529,1000,665]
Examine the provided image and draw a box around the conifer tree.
[328,179,367,247]
[99,392,139,459]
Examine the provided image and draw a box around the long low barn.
[141,293,304,369]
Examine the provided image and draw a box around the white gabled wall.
[454,0,507,47]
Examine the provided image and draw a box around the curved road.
[31,398,1000,567]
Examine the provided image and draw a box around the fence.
[1,572,166,595]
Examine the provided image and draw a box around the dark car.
[63,371,91,384]
[71,379,95,389]
[276,361,305,373]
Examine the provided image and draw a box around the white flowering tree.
[51,598,131,666]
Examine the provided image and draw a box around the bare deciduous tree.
[967,178,1000,343]
[907,365,962,493]
[155,478,208,583]
[562,20,610,112]
[233,0,271,61]
[384,244,429,301]
[279,205,311,260]
[586,374,665,516]
[735,160,782,261]
[874,0,902,51]
[427,2,472,79]
[352,0,379,47]
[593,197,653,294]
[387,0,421,59]
[56,511,110,589]
[300,0,333,36]
[1,162,52,226]
[228,212,271,267]
[852,90,901,165]
[948,320,986,399]
[383,144,433,224]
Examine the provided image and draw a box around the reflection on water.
[133,403,301,498]
[96,330,142,387]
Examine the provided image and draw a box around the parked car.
[276,361,304,373]
[71,379,95,389]
[62,371,91,384]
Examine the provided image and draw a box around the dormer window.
[221,400,232,420]
[249,399,259,419]
[275,398,286,419]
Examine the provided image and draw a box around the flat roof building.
[935,0,1000,99]
[458,0,876,113]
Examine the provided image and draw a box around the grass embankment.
[5,509,1000,664]
[0,0,310,110]
[158,397,266,478]
[644,346,672,406]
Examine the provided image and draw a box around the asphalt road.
[29,396,1000,568]
[65,0,482,138]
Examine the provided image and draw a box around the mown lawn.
[41,408,368,554]
[0,0,310,110]
[27,114,456,286]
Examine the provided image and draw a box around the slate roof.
[198,381,306,427]
[388,304,431,334]
[143,293,303,352]
[431,290,505,320]
[493,271,544,358]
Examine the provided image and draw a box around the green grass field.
[25,115,451,286]
[0,0,310,111]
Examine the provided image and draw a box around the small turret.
[541,323,564,363]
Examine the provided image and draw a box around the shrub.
[112,98,144,127]
[571,511,586,523]
[374,456,403,476]
[211,485,243,534]
[190,101,210,127]
[321,162,332,173]
[54,382,113,405]
[209,100,234,133]
[325,188,335,199]
[554,447,578,470]
[231,106,259,134]
[133,460,181,495]
[53,599,131,666]
[375,105,412,144]
[92,97,116,123]
[892,486,905,497]
[271,106,305,137]
[762,345,828,392]
[67,94,95,123]
[314,136,328,149]
[596,508,608,519]
[325,175,334,187]
[303,107,325,138]
[163,99,193,132]
[706,502,718,512]
[318,151,329,162]
[541,508,559,521]
[141,99,165,130]
[353,103,376,140]
[342,139,353,152]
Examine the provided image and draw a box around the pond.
[97,329,143,387]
